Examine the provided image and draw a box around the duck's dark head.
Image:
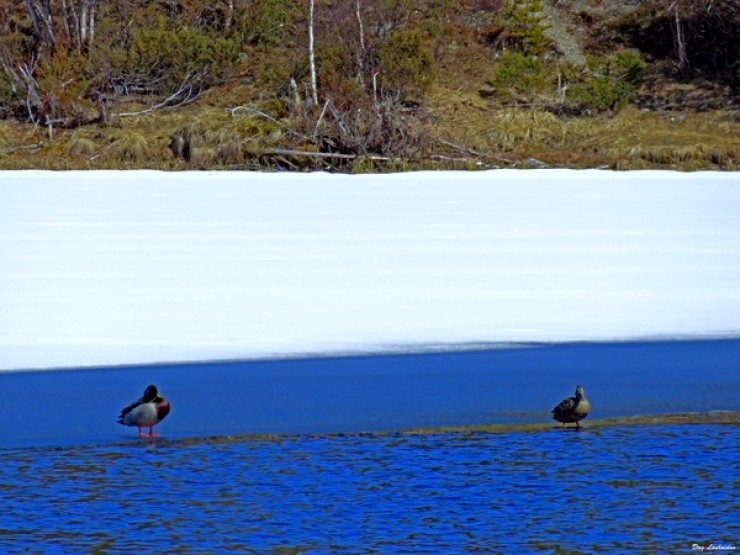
[575,385,585,398]
[143,384,159,402]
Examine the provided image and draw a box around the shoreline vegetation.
[114,411,740,448]
[1,1,737,172]
[7,411,737,452]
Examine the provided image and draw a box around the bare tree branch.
[259,148,390,161]
[313,98,331,142]
[113,80,203,118]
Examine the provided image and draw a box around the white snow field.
[1,169,739,371]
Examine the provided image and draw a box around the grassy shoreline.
[167,411,740,446]
[1,101,737,172]
[7,411,737,452]
[1,2,737,172]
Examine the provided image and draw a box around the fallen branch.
[229,105,308,141]
[259,148,391,161]
[230,105,282,124]
[437,138,514,165]
[436,138,484,158]
[1,142,44,154]
[429,154,496,168]
[113,82,202,118]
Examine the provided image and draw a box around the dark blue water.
[1,339,739,448]
[1,340,738,553]
[0,425,737,553]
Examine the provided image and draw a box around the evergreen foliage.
[491,51,547,98]
[128,19,241,91]
[35,48,94,120]
[240,0,297,46]
[378,28,437,99]
[564,50,646,111]
[497,0,549,56]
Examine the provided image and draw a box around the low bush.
[491,51,548,99]
[35,48,95,122]
[564,50,646,112]
[0,72,15,118]
[0,31,35,118]
[238,0,297,47]
[127,18,241,93]
[496,0,549,56]
[378,28,437,100]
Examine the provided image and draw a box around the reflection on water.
[1,425,736,553]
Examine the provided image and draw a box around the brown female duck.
[552,385,591,429]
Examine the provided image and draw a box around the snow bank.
[1,169,739,371]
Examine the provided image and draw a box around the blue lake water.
[1,339,739,447]
[0,425,737,553]
[1,340,738,552]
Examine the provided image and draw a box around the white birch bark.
[355,0,365,87]
[308,0,319,106]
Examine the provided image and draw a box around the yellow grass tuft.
[67,137,99,157]
[102,132,155,163]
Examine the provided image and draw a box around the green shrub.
[498,0,549,56]
[130,18,241,91]
[378,28,437,99]
[35,48,95,121]
[0,32,33,118]
[317,41,359,102]
[0,73,15,118]
[565,50,646,111]
[429,0,460,10]
[2,36,95,122]
[609,49,648,86]
[239,0,296,46]
[492,51,548,98]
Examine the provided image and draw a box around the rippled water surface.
[1,425,737,553]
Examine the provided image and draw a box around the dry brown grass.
[66,137,99,158]
[427,87,739,169]
[1,0,738,172]
[1,74,738,171]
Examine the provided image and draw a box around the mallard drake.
[117,384,171,437]
[552,385,591,429]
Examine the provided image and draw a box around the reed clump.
[165,106,290,167]
[169,125,243,167]
[103,132,156,163]
[66,136,99,158]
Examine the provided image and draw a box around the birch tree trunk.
[224,0,234,29]
[355,0,365,87]
[26,0,42,39]
[26,0,55,46]
[40,0,55,45]
[308,0,318,106]
[88,2,95,47]
[672,5,689,77]
[80,1,88,48]
[35,0,96,52]
[60,0,73,47]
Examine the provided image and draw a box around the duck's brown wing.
[552,396,576,418]
[117,395,144,422]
